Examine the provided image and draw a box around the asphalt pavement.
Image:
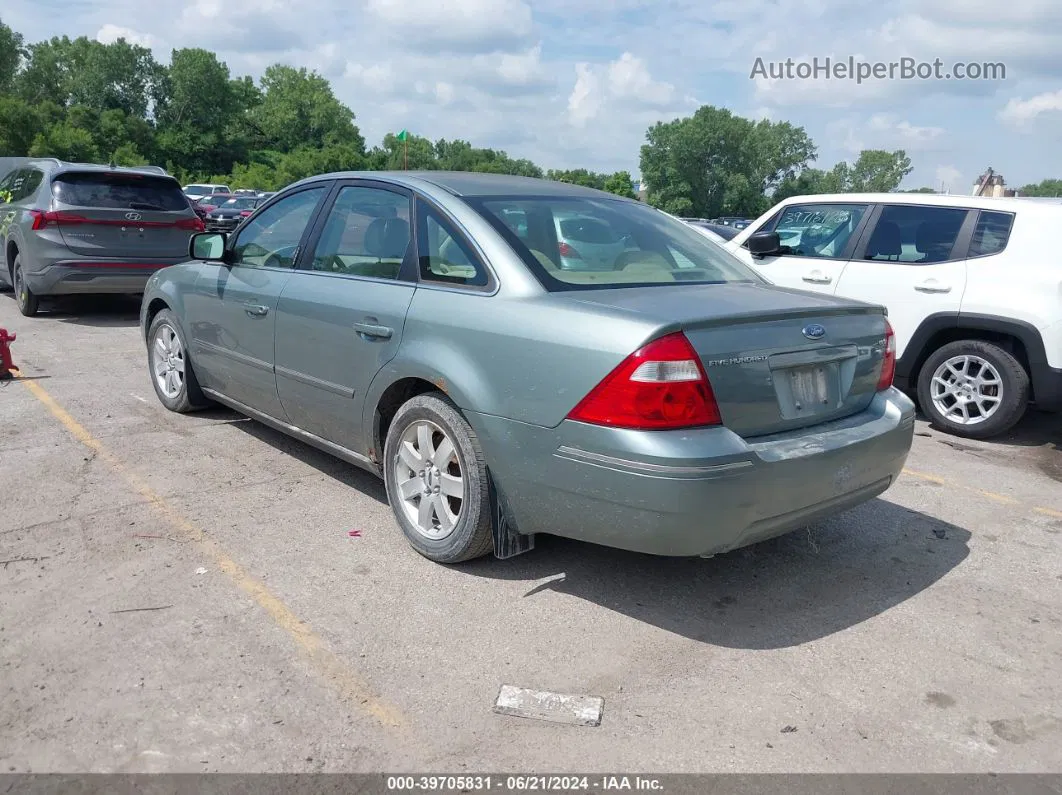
[2,294,1061,773]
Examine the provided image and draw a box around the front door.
[186,185,330,417]
[273,182,417,451]
[732,202,872,295]
[832,203,972,359]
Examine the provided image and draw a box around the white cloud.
[365,0,533,52]
[497,46,544,85]
[567,63,603,128]
[867,114,945,148]
[435,82,456,105]
[608,53,675,105]
[95,24,159,48]
[935,165,963,192]
[999,90,1062,127]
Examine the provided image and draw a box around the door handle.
[244,303,269,317]
[915,281,951,294]
[353,322,393,340]
[802,272,832,284]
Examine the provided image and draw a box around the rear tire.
[147,309,210,413]
[13,255,39,317]
[917,339,1029,439]
[383,393,494,563]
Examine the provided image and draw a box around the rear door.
[49,171,199,259]
[185,184,330,417]
[832,203,971,359]
[732,202,873,294]
[273,181,418,451]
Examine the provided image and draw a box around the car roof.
[775,192,1060,212]
[290,170,630,200]
[26,159,171,178]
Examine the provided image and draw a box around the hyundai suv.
[0,160,204,316]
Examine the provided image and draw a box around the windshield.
[471,196,763,290]
[223,198,259,209]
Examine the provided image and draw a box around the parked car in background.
[711,216,753,229]
[187,195,210,222]
[232,189,259,197]
[183,183,231,201]
[553,210,628,270]
[195,194,233,214]
[681,218,740,243]
[0,160,204,316]
[727,193,1062,438]
[205,196,264,232]
[140,171,913,564]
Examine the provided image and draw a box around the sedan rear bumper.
[470,389,916,557]
[25,259,184,296]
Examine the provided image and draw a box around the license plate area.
[774,363,841,420]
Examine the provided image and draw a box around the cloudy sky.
[4,0,1061,191]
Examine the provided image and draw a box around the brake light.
[877,319,896,391]
[558,241,582,258]
[28,210,87,230]
[567,332,721,430]
[176,217,206,232]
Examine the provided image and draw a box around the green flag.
[396,129,409,142]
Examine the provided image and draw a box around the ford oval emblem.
[802,324,826,340]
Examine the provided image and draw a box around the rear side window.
[863,204,968,264]
[417,206,489,287]
[968,211,1014,257]
[9,168,43,202]
[51,172,188,211]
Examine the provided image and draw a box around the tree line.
[3,17,1055,214]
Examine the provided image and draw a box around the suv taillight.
[877,319,896,391]
[567,332,722,430]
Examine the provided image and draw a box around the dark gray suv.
[0,160,205,316]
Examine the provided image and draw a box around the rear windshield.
[52,172,188,211]
[470,196,763,290]
[185,185,212,193]
[222,197,259,209]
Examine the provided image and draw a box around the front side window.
[772,203,869,259]
[968,210,1015,258]
[417,207,488,287]
[231,186,327,269]
[471,196,761,290]
[309,185,412,280]
[863,204,968,264]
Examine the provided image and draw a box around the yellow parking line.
[902,467,1058,515]
[19,376,406,729]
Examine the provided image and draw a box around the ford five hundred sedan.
[140,172,915,564]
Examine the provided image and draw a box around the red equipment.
[0,328,16,379]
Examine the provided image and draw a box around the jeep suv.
[727,193,1062,438]
[0,160,204,316]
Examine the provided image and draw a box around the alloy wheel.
[393,419,465,540]
[929,354,1003,426]
[152,323,186,399]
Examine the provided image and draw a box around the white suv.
[727,193,1062,438]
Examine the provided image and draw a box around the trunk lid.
[569,282,889,438]
[50,171,198,258]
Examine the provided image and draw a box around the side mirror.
[747,230,782,257]
[190,232,228,262]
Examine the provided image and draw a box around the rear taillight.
[567,332,722,430]
[558,241,582,258]
[177,217,206,232]
[28,210,86,230]
[877,319,896,391]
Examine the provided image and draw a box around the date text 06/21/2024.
[385,775,665,791]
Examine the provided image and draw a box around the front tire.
[13,255,39,317]
[383,393,494,563]
[917,339,1029,439]
[147,309,209,413]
